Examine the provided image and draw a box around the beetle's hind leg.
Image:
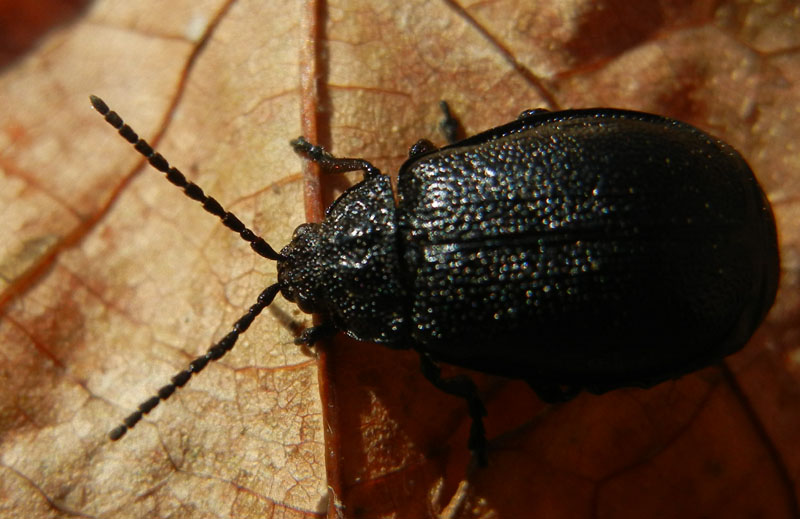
[419,351,489,466]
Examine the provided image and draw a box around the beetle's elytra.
[90,96,779,465]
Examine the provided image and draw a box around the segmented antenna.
[89,95,283,261]
[108,283,281,440]
[89,95,285,440]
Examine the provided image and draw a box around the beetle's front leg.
[418,351,488,466]
[291,137,382,179]
[294,321,338,347]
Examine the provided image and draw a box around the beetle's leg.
[438,100,463,144]
[294,321,337,347]
[408,139,438,160]
[526,379,580,403]
[419,351,488,466]
[291,137,382,179]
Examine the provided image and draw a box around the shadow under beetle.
[91,95,779,466]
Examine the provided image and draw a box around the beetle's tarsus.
[467,413,488,467]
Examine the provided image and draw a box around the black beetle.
[90,96,779,465]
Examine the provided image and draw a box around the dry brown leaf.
[1,1,324,517]
[1,1,798,518]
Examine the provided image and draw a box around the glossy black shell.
[278,108,779,393]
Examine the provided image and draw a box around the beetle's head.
[277,223,327,314]
[276,174,406,343]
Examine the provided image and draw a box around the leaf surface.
[0,1,798,518]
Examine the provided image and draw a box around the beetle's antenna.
[89,95,283,261]
[108,283,282,440]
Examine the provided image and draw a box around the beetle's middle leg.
[406,101,465,161]
[437,101,463,144]
[419,351,488,466]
